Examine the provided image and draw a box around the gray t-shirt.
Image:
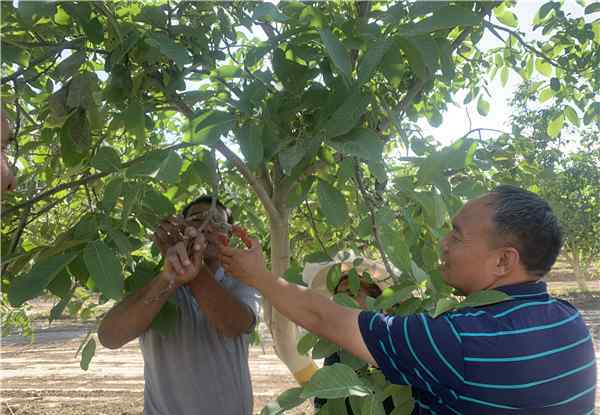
[140,268,261,415]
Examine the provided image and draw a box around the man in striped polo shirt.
[219,185,597,414]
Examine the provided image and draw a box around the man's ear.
[494,247,520,276]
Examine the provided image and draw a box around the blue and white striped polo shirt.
[359,281,596,414]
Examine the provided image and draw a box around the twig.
[1,205,31,275]
[304,199,333,261]
[483,21,566,70]
[1,39,82,84]
[353,162,396,279]
[2,141,202,218]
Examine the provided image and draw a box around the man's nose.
[1,152,16,193]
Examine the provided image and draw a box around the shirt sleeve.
[229,279,262,331]
[358,311,465,391]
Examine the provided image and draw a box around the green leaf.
[410,261,429,282]
[494,9,518,27]
[374,285,415,310]
[538,87,555,103]
[297,332,319,355]
[253,3,289,22]
[333,293,361,309]
[322,91,370,139]
[317,180,349,227]
[260,387,306,415]
[301,363,372,399]
[154,151,183,184]
[127,150,181,183]
[358,40,393,84]
[239,123,264,169]
[91,147,121,172]
[147,32,192,69]
[326,263,343,293]
[535,58,553,77]
[360,394,386,415]
[320,29,352,80]
[456,290,512,310]
[500,66,509,87]
[538,2,556,20]
[380,227,411,273]
[18,1,56,26]
[408,5,483,34]
[550,77,560,92]
[50,290,73,323]
[547,113,564,138]
[83,241,124,300]
[477,95,490,116]
[329,128,384,162]
[124,100,145,144]
[80,338,96,371]
[279,143,306,176]
[140,188,176,218]
[584,2,600,14]
[47,271,72,298]
[82,17,104,44]
[312,337,340,359]
[565,106,580,127]
[102,178,124,212]
[8,253,78,307]
[193,110,235,144]
[432,297,460,318]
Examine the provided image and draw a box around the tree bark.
[566,246,589,292]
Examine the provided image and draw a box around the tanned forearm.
[98,272,175,349]
[188,266,254,338]
[254,271,375,365]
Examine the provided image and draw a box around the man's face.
[440,195,502,295]
[184,202,229,261]
[1,112,16,193]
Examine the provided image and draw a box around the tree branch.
[483,21,566,70]
[304,199,333,261]
[164,90,280,222]
[1,142,201,218]
[354,162,397,279]
[1,39,84,85]
[214,139,280,222]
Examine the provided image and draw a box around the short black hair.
[488,185,563,277]
[181,195,233,225]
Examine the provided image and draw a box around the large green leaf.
[322,91,370,139]
[455,290,512,310]
[317,180,349,227]
[547,113,564,138]
[126,150,181,184]
[146,32,192,68]
[239,123,264,169]
[193,110,235,144]
[320,29,352,80]
[102,178,124,212]
[477,95,490,116]
[253,3,289,23]
[54,51,86,79]
[260,387,306,415]
[406,5,482,34]
[91,147,122,172]
[301,363,372,399]
[535,58,553,77]
[358,40,393,84]
[124,99,145,144]
[380,227,411,273]
[83,241,124,300]
[329,128,384,162]
[564,106,580,127]
[8,252,78,307]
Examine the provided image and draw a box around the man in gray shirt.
[98,196,261,414]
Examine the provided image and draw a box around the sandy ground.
[1,282,598,415]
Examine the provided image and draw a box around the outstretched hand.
[218,238,273,288]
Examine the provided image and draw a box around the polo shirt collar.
[494,280,549,298]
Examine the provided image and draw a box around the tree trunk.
[566,247,589,292]
[265,207,318,384]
